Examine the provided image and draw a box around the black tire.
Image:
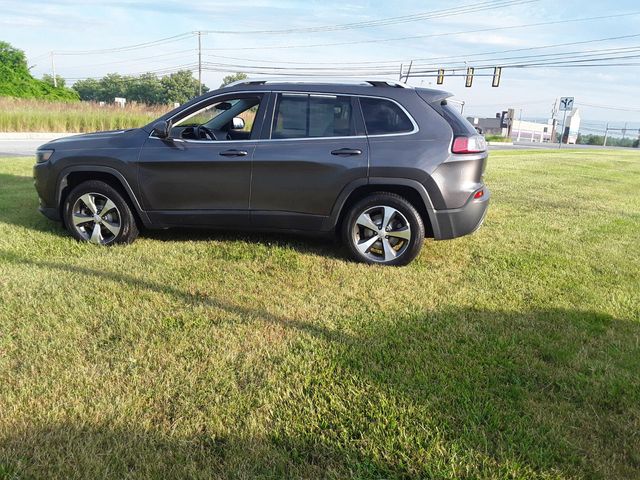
[341,192,425,266]
[63,180,139,245]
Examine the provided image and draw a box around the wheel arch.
[56,166,151,227]
[328,178,440,239]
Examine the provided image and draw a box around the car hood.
[39,128,147,151]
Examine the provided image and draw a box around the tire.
[63,180,139,245]
[341,192,425,266]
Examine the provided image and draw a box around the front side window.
[171,95,262,141]
[271,93,355,139]
[359,97,414,135]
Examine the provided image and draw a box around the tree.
[126,73,164,104]
[72,78,102,102]
[161,70,208,104]
[42,74,66,88]
[220,72,247,88]
[0,40,78,101]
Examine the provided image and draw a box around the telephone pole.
[50,51,57,88]
[197,31,202,96]
[603,123,609,147]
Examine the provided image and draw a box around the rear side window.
[271,93,355,139]
[437,101,477,136]
[359,97,414,135]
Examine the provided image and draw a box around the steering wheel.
[195,125,217,141]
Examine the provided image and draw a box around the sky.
[1,0,639,134]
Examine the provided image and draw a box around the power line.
[53,32,194,56]
[199,0,537,34]
[202,11,640,51]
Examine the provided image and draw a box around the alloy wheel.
[71,192,122,245]
[352,205,412,263]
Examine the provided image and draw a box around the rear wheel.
[342,192,425,266]
[63,180,139,245]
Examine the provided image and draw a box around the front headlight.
[36,149,54,164]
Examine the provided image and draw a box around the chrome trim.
[148,90,419,143]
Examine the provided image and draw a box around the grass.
[0,97,170,133]
[0,149,639,479]
[485,135,512,143]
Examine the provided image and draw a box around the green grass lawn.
[0,150,639,479]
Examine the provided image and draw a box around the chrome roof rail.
[224,77,412,89]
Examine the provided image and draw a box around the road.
[0,139,52,157]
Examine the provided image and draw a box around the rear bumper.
[433,187,490,240]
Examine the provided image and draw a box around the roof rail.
[224,77,412,89]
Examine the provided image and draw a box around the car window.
[271,93,355,139]
[359,97,414,135]
[171,96,262,140]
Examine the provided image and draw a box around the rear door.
[250,92,368,230]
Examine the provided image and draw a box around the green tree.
[0,41,78,100]
[42,74,66,88]
[72,78,102,102]
[127,73,164,104]
[220,72,247,88]
[161,70,208,104]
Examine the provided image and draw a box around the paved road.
[490,141,636,151]
[0,139,51,157]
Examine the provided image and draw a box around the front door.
[137,92,267,227]
[251,92,368,230]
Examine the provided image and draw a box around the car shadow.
[0,249,638,478]
[0,172,345,260]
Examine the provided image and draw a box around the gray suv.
[33,79,489,266]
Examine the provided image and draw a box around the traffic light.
[465,67,474,87]
[437,69,445,85]
[492,67,502,87]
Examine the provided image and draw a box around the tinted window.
[359,97,414,135]
[438,101,477,136]
[272,94,355,139]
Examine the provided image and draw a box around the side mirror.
[231,117,245,130]
[152,120,170,139]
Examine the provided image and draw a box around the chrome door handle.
[219,149,248,157]
[331,148,362,156]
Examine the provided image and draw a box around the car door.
[137,92,268,227]
[251,92,368,231]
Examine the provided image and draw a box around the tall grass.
[0,97,171,133]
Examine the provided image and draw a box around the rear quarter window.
[359,97,414,135]
[434,101,477,136]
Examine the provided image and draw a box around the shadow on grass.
[1,249,639,478]
[0,172,344,260]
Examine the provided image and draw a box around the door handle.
[331,148,362,156]
[219,149,248,157]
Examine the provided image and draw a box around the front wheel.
[342,192,425,266]
[63,180,139,245]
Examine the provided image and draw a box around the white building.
[511,119,554,143]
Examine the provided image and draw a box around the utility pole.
[197,31,202,96]
[398,64,403,81]
[517,108,523,142]
[621,122,628,141]
[404,60,413,82]
[50,51,57,88]
[603,123,609,147]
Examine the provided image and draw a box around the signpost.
[558,97,574,148]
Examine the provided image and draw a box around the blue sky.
[1,0,639,129]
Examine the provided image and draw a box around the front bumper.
[433,187,490,240]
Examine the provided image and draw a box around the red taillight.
[452,135,487,154]
[474,189,484,199]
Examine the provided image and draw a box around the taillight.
[452,135,487,154]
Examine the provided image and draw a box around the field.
[0,97,169,133]
[0,150,639,479]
